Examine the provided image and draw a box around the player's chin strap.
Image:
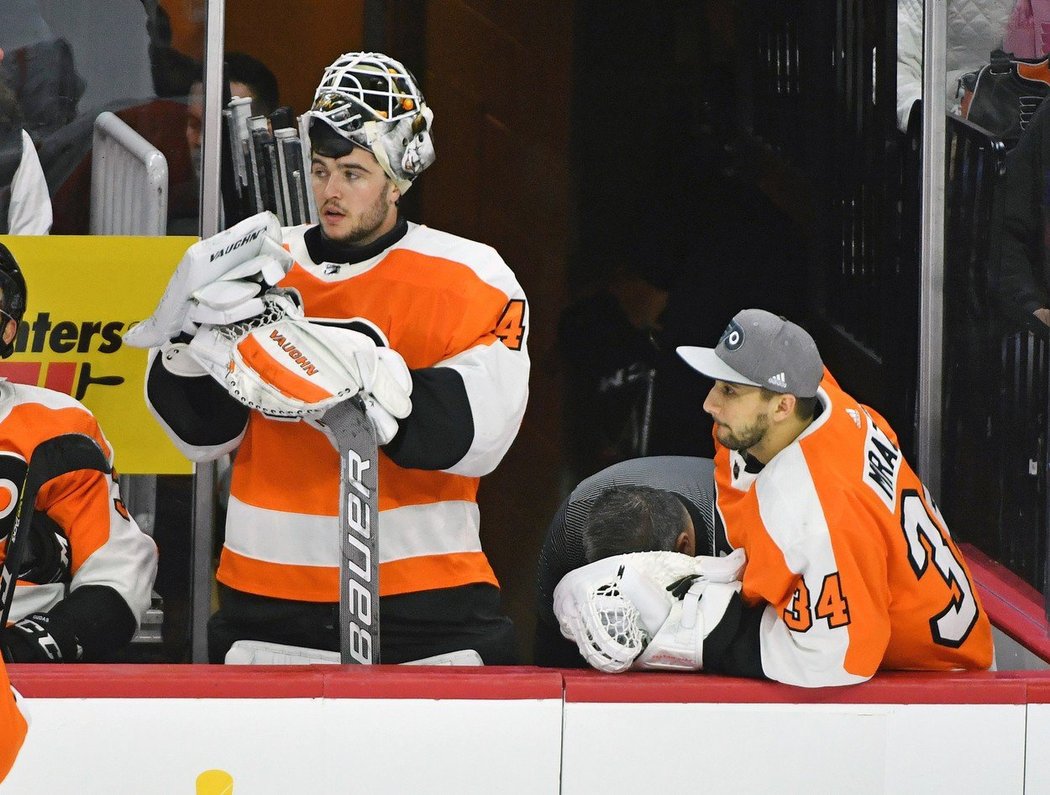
[223,640,483,667]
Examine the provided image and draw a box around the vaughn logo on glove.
[236,321,336,404]
[264,328,321,376]
[185,290,413,436]
[209,227,266,262]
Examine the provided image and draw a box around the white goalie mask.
[301,52,436,193]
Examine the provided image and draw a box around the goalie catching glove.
[553,549,746,673]
[124,211,293,348]
[186,290,412,442]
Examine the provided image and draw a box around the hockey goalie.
[128,51,530,666]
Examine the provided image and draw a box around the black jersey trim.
[383,367,474,469]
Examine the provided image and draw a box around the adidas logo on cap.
[767,372,787,389]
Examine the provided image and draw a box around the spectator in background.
[174,53,280,234]
[993,97,1050,329]
[0,0,84,143]
[185,52,280,182]
[225,51,280,118]
[557,265,667,484]
[896,0,1015,131]
[0,47,52,234]
[0,242,158,663]
[143,2,200,99]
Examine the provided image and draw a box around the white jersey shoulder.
[280,223,314,266]
[0,380,90,415]
[281,222,522,296]
[398,223,523,297]
[398,222,500,261]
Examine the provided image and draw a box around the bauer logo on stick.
[344,443,375,664]
[316,398,382,665]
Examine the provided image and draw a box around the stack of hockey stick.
[224,98,315,227]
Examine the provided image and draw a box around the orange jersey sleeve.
[0,383,157,625]
[0,660,27,783]
[714,374,994,686]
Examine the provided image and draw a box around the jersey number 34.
[781,490,979,648]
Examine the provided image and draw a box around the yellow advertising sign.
[0,235,197,474]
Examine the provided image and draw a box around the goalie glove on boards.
[187,290,412,439]
[553,549,746,673]
[124,211,293,348]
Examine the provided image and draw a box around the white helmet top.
[303,52,436,193]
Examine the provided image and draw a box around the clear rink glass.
[0,0,207,236]
[0,0,207,661]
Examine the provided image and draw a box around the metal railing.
[89,111,168,236]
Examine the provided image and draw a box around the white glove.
[186,291,413,428]
[358,347,413,443]
[157,339,208,377]
[553,549,746,673]
[308,347,414,444]
[125,211,292,348]
[631,578,742,671]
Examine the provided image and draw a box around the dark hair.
[581,486,689,563]
[224,51,279,116]
[309,118,358,158]
[0,242,26,358]
[759,388,818,420]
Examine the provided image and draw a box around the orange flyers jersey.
[713,373,994,687]
[0,381,158,624]
[0,659,27,784]
[212,222,530,601]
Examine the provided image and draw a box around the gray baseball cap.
[677,309,824,398]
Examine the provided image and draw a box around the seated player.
[555,308,995,686]
[534,456,716,667]
[0,242,158,663]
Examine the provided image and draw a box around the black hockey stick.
[319,397,380,664]
[274,127,312,226]
[0,434,111,628]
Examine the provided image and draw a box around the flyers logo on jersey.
[0,452,27,547]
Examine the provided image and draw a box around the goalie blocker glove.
[553,549,746,674]
[187,290,413,442]
[124,210,293,349]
